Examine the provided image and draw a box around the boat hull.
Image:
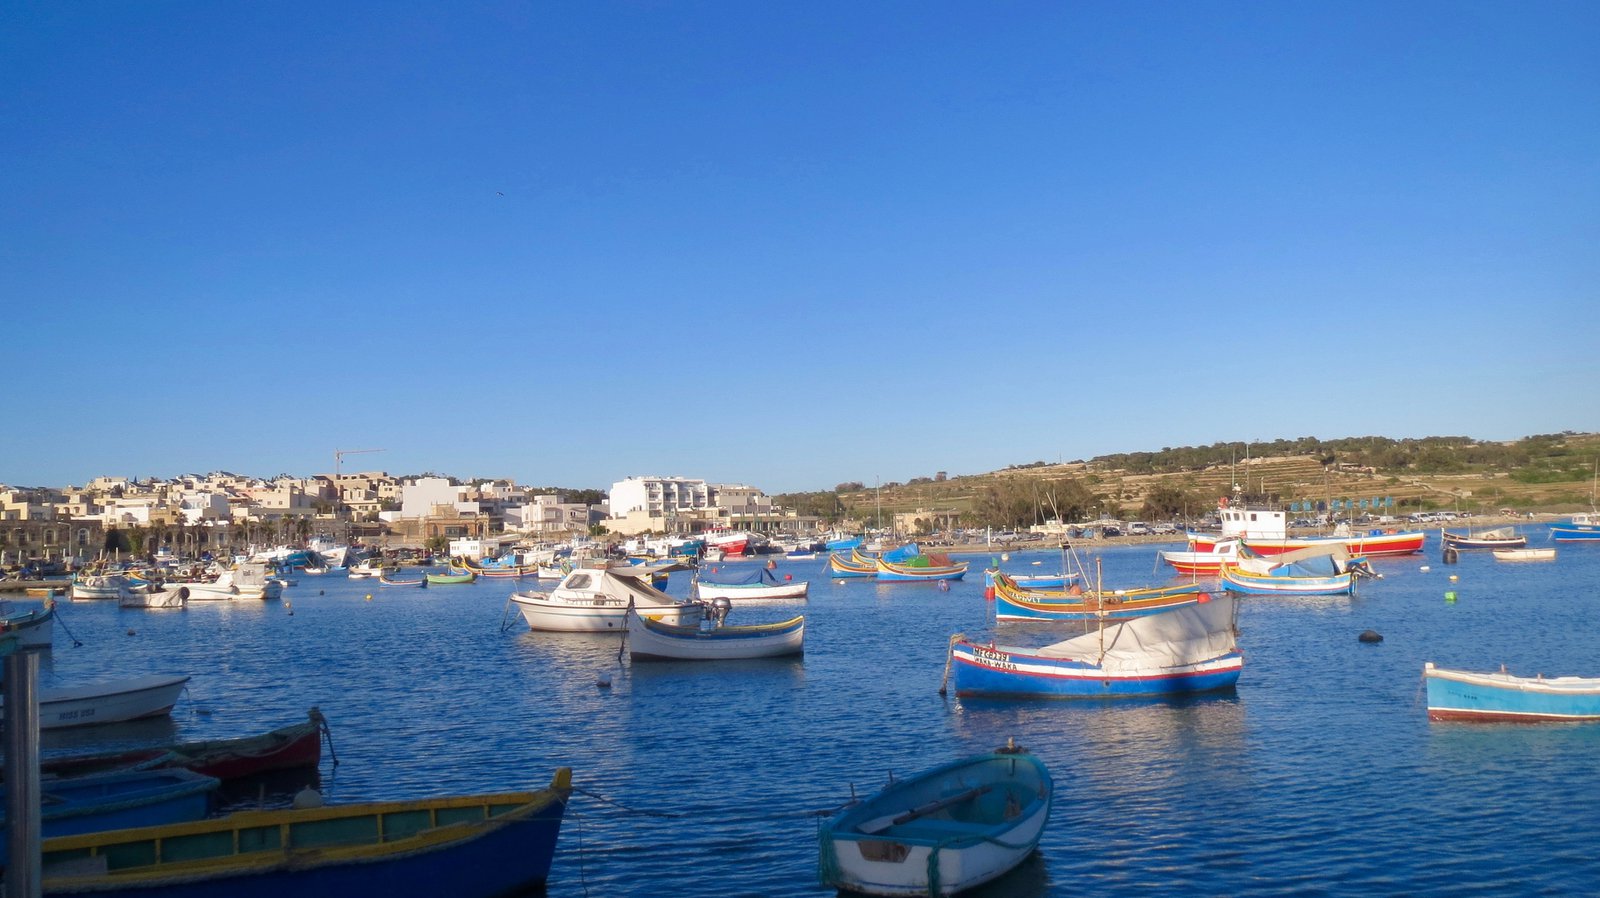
[1425,663,1600,722]
[1551,524,1600,542]
[694,581,809,602]
[511,593,704,633]
[627,614,804,661]
[876,559,968,582]
[41,773,572,898]
[820,749,1052,897]
[1493,548,1557,562]
[993,585,1202,621]
[1220,566,1355,596]
[951,643,1242,699]
[22,675,192,730]
[1189,530,1424,557]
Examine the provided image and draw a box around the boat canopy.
[699,566,782,586]
[1037,595,1237,670]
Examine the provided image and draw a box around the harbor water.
[24,529,1600,896]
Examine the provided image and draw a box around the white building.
[608,476,714,520]
[399,477,477,519]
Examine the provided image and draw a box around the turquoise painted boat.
[828,553,876,578]
[992,575,1203,621]
[424,568,476,585]
[875,555,968,582]
[1425,663,1600,722]
[40,768,573,897]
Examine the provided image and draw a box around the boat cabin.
[1217,501,1288,540]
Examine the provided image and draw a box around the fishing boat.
[1551,512,1600,542]
[694,567,809,602]
[1160,537,1244,576]
[876,555,968,582]
[0,600,56,649]
[345,559,383,579]
[991,575,1203,622]
[818,741,1052,897]
[9,675,193,730]
[823,532,863,552]
[40,709,329,782]
[982,568,1079,590]
[1218,544,1371,597]
[1188,498,1425,557]
[378,569,428,587]
[424,568,476,585]
[509,563,704,632]
[0,768,219,865]
[828,553,877,578]
[1441,526,1526,550]
[948,594,1243,698]
[1492,547,1557,562]
[1424,662,1600,722]
[119,584,189,609]
[39,768,573,898]
[457,556,536,578]
[625,605,804,660]
[233,561,283,600]
[70,572,144,602]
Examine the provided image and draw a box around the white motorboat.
[509,563,704,633]
[233,561,283,599]
[1,674,192,730]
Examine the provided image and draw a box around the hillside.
[780,432,1600,529]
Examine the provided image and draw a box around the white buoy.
[1420,566,1431,572]
[292,787,324,809]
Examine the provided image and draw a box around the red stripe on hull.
[1190,535,1423,557]
[1428,708,1600,723]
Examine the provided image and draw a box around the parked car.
[1127,522,1151,535]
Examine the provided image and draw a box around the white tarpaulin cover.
[1037,594,1238,670]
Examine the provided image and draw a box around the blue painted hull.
[993,593,1198,621]
[983,570,1073,589]
[952,643,1243,699]
[1425,664,1600,722]
[825,536,862,551]
[876,568,966,582]
[3,769,217,866]
[41,795,567,898]
[1551,524,1600,541]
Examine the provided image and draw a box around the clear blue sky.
[5,2,1597,493]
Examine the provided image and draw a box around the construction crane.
[334,448,385,481]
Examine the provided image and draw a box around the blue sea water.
[25,528,1600,896]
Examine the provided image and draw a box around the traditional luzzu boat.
[828,552,878,578]
[1441,526,1526,550]
[1424,662,1600,722]
[990,574,1203,622]
[876,554,968,582]
[509,562,703,632]
[948,594,1243,699]
[694,566,809,602]
[818,741,1052,897]
[38,768,574,898]
[1187,498,1425,558]
[378,569,427,587]
[1218,544,1372,597]
[625,605,804,660]
[457,556,537,579]
[981,567,1079,590]
[424,567,476,585]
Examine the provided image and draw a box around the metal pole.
[4,648,42,898]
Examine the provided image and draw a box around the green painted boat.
[424,569,475,585]
[40,768,572,897]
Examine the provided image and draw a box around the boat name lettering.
[56,708,95,721]
[972,646,1016,668]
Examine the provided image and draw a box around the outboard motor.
[709,596,733,627]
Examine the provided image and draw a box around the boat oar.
[856,785,991,834]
